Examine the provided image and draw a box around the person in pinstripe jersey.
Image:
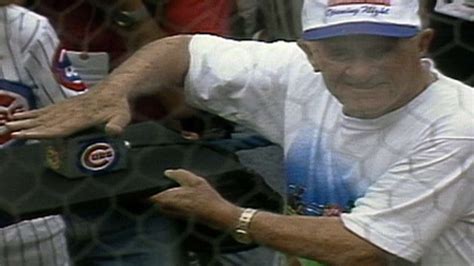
[0,1,86,265]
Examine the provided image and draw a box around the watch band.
[232,208,258,244]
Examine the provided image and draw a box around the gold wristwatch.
[232,208,258,244]
[113,6,149,28]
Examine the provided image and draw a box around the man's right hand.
[7,34,191,140]
[6,88,131,139]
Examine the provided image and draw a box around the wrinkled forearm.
[98,35,193,116]
[246,212,391,266]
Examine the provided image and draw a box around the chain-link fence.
[1,0,473,265]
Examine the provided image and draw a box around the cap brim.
[303,22,420,40]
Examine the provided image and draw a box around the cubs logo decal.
[80,142,117,172]
[46,146,61,170]
[0,80,36,148]
[52,49,87,92]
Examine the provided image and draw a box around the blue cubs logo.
[52,49,87,92]
[80,142,116,172]
[0,80,36,148]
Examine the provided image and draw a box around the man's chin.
[342,106,388,119]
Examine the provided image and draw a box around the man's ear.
[297,39,320,71]
[417,29,434,57]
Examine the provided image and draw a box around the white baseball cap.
[302,0,422,40]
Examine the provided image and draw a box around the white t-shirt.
[185,34,474,265]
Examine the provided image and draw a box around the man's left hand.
[150,169,241,230]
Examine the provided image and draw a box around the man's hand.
[150,169,241,230]
[5,35,191,140]
[5,89,131,139]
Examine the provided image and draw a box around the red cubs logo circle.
[80,142,116,171]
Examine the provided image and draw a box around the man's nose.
[341,58,378,86]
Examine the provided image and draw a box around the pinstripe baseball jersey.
[0,4,86,266]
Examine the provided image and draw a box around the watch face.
[233,229,252,244]
[113,11,135,28]
[113,8,149,28]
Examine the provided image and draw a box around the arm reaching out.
[151,169,393,266]
[7,35,192,138]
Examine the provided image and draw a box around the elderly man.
[7,0,473,265]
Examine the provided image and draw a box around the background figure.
[426,0,474,85]
[27,0,235,76]
[0,2,86,265]
[28,0,165,85]
[153,0,234,37]
[232,0,303,41]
